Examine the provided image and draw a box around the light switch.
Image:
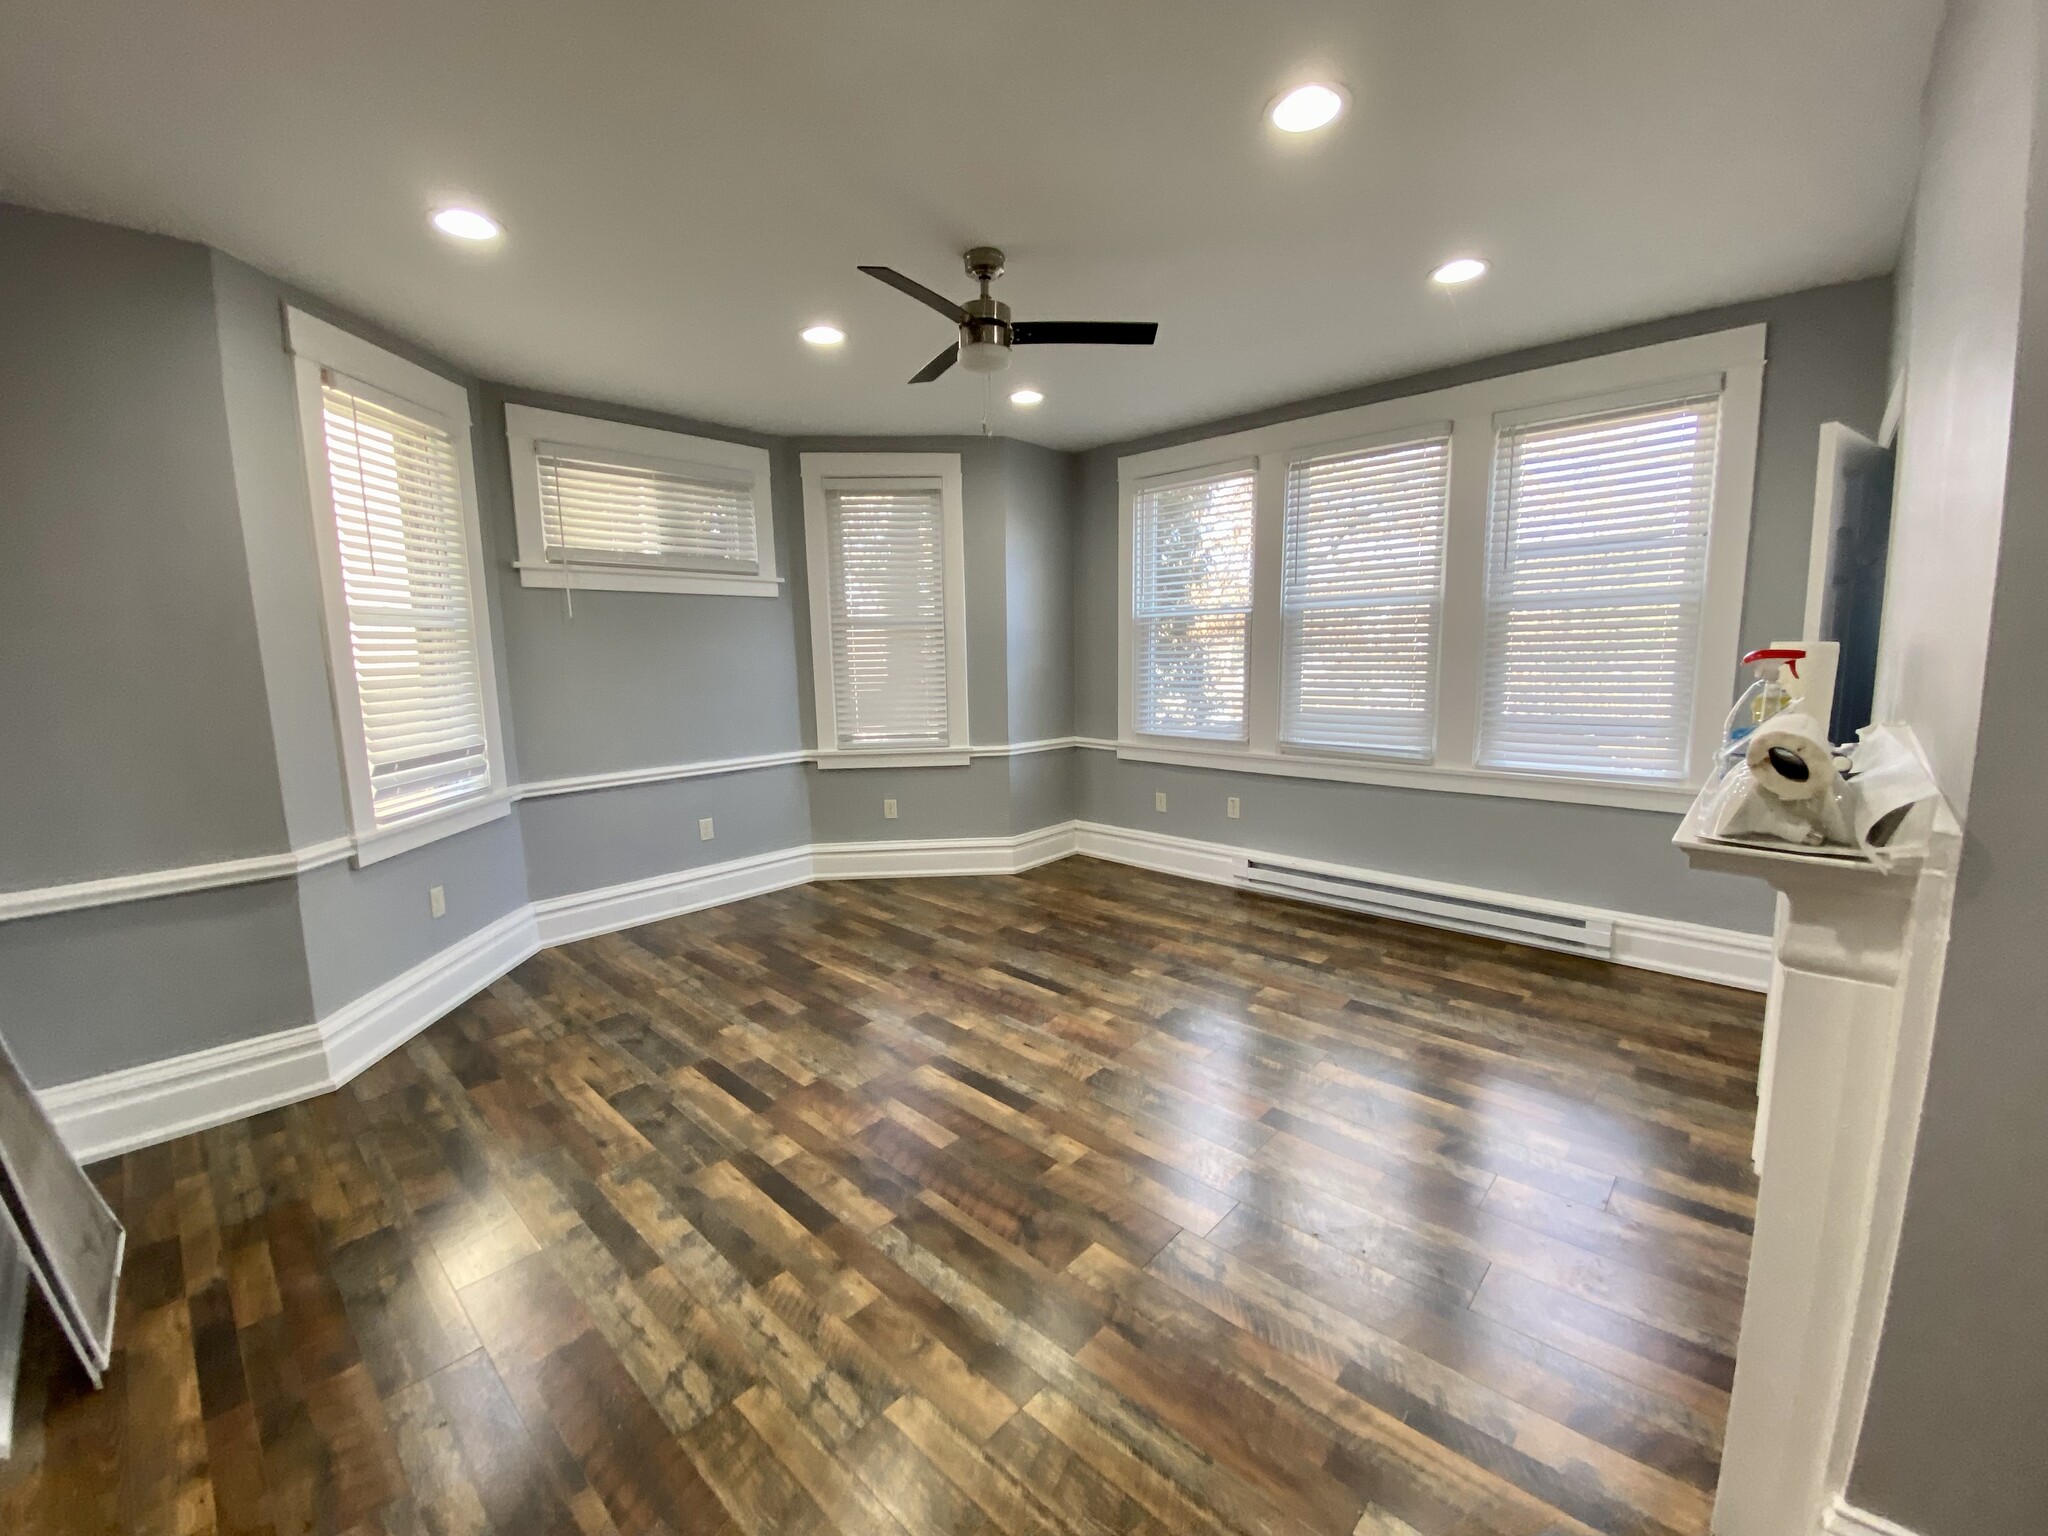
[699,817,715,840]
[1227,796,1240,819]
[1155,791,1168,812]
[429,885,446,919]
[883,798,899,819]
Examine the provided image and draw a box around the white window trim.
[800,452,970,767]
[286,308,512,865]
[502,404,779,597]
[1116,325,1765,813]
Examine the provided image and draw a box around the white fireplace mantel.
[1675,798,1958,1536]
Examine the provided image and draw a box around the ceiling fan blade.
[909,343,959,383]
[859,265,968,323]
[1012,321,1158,346]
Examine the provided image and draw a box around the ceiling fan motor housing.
[959,300,1013,373]
[960,249,1013,371]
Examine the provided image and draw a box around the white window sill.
[516,562,782,598]
[813,749,972,771]
[350,794,513,867]
[1112,739,1698,813]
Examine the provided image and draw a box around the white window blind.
[1478,393,1722,781]
[1131,468,1256,740]
[535,445,757,572]
[825,482,950,748]
[1280,435,1451,758]
[318,377,494,826]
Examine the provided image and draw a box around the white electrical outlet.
[883,798,898,819]
[1227,796,1241,819]
[1155,791,1168,812]
[429,884,446,919]
[698,817,715,840]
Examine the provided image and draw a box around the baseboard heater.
[1238,857,1616,959]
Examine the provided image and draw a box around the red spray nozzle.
[1741,646,1805,678]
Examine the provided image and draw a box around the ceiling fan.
[859,247,1158,383]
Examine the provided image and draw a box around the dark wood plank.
[0,859,1761,1536]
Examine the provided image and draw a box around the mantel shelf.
[1672,781,1929,887]
[1673,776,1953,987]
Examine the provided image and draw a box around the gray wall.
[1003,441,1076,744]
[295,819,529,1016]
[1072,278,1895,931]
[793,435,1074,844]
[519,768,810,902]
[807,758,1014,844]
[482,388,809,780]
[1076,753,1765,929]
[0,210,315,1083]
[1849,0,2048,1529]
[0,885,314,1085]
[0,206,290,885]
[204,252,536,1019]
[211,251,354,850]
[1865,0,2032,820]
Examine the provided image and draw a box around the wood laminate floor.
[1,858,1763,1536]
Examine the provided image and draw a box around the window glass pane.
[1479,395,1722,781]
[537,447,757,572]
[827,484,949,748]
[319,380,492,825]
[1281,436,1450,759]
[1132,469,1256,740]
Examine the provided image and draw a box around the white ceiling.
[2,1,1943,450]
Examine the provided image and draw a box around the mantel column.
[1673,846,1927,1536]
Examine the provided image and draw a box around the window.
[1130,466,1257,740]
[504,406,777,596]
[800,453,968,764]
[288,310,508,862]
[1479,395,1721,781]
[1280,432,1451,758]
[1116,326,1762,810]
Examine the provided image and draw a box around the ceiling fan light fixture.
[1431,256,1489,286]
[856,252,1157,383]
[959,339,1012,374]
[800,324,846,346]
[1009,388,1044,406]
[1268,83,1348,134]
[431,206,501,242]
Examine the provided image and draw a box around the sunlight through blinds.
[1132,468,1256,740]
[826,482,950,748]
[1281,435,1451,758]
[318,378,493,825]
[536,446,757,571]
[1478,393,1722,781]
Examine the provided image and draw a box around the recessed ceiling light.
[431,207,501,242]
[1009,388,1044,406]
[801,324,846,347]
[1431,256,1489,286]
[1268,83,1348,134]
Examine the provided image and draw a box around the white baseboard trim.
[36,1021,331,1167]
[41,906,543,1164]
[811,823,1078,880]
[1613,911,1774,991]
[322,907,540,1085]
[1071,820,1772,992]
[1820,1496,1925,1536]
[40,816,1769,1159]
[532,846,816,948]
